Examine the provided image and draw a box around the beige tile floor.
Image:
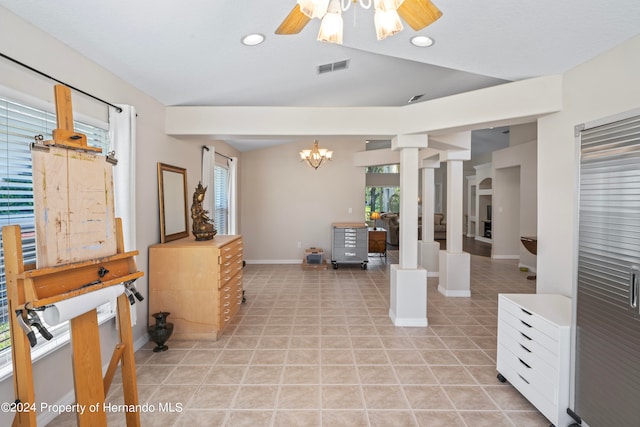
[49,253,550,426]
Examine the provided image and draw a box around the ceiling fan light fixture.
[298,0,330,19]
[374,8,404,40]
[317,0,344,44]
[241,33,265,46]
[279,0,441,43]
[410,35,434,47]
[375,0,403,12]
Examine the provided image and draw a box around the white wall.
[537,34,640,296]
[492,166,521,258]
[240,138,365,262]
[492,141,537,270]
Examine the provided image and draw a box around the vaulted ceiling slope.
[2,0,639,109]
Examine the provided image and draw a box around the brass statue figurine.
[191,182,216,241]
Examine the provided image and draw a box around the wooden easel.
[3,85,143,426]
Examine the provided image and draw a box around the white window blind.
[214,164,228,235]
[0,96,109,377]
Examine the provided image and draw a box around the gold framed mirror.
[157,163,189,243]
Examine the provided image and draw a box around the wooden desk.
[368,227,386,257]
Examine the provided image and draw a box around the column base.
[437,251,471,297]
[418,240,440,277]
[389,265,428,327]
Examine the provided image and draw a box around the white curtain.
[109,105,137,326]
[108,105,136,250]
[201,145,216,221]
[228,157,238,234]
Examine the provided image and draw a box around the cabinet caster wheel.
[497,373,507,383]
[361,263,367,270]
[332,262,338,269]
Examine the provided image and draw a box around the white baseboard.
[437,285,471,297]
[475,236,492,244]
[245,259,301,264]
[388,310,428,327]
[491,255,519,260]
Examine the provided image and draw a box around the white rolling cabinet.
[331,222,368,269]
[496,294,572,427]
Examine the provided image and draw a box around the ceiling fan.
[275,0,442,44]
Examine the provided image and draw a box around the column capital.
[420,158,441,169]
[440,149,471,162]
[392,134,428,150]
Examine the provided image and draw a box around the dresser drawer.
[499,296,560,342]
[219,256,243,289]
[498,343,557,400]
[498,324,558,384]
[219,276,242,328]
[498,308,559,356]
[219,239,243,263]
[333,247,368,261]
[497,348,558,418]
[498,316,559,369]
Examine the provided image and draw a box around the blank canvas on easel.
[32,145,117,268]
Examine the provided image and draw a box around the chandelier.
[297,0,437,44]
[299,140,333,170]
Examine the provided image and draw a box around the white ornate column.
[438,149,472,297]
[419,159,440,276]
[389,135,428,327]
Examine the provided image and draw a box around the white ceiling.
[2,0,640,151]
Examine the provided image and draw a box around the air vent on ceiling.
[317,59,349,74]
[408,94,424,103]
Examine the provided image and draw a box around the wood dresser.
[149,235,243,340]
[368,227,386,257]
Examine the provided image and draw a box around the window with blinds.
[214,164,228,235]
[0,96,109,376]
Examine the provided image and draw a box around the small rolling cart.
[330,222,368,269]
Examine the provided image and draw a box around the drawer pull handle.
[224,316,231,322]
[520,320,532,328]
[521,308,532,315]
[224,302,230,307]
[518,374,530,384]
[518,358,532,369]
[520,344,531,353]
[520,332,532,341]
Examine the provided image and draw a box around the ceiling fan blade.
[275,4,311,35]
[397,0,443,31]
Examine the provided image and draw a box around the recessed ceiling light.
[241,33,265,46]
[410,35,434,47]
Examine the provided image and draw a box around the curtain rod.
[202,146,233,161]
[0,52,123,113]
